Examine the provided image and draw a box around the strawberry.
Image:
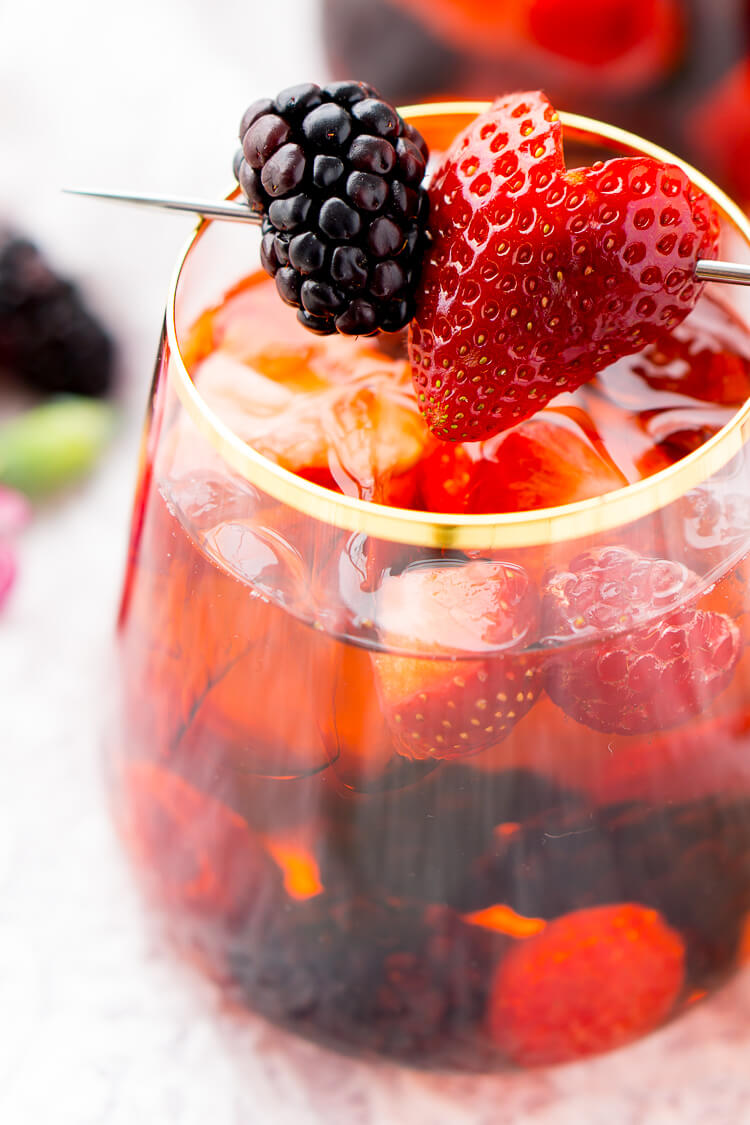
[371,559,542,760]
[419,412,628,514]
[488,903,685,1065]
[409,91,720,442]
[541,545,741,735]
[119,760,282,928]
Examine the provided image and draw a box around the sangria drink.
[322,0,750,205]
[112,100,750,1071]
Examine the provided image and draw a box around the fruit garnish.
[371,559,542,760]
[409,90,720,441]
[419,413,628,513]
[541,545,741,734]
[234,82,429,337]
[488,903,685,1064]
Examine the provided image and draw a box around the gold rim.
[166,103,750,550]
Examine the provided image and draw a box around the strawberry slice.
[371,559,542,760]
[541,545,741,735]
[420,413,628,513]
[409,91,720,442]
[488,903,685,1065]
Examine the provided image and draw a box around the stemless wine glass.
[111,104,750,1073]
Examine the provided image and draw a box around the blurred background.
[2,1,750,1121]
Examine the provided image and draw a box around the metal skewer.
[64,187,750,286]
[62,188,263,225]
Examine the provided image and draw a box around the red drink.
[322,0,750,205]
[112,107,750,1070]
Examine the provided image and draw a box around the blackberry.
[317,766,580,909]
[226,894,505,1067]
[234,81,430,336]
[0,232,115,397]
[469,796,750,989]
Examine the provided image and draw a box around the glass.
[111,104,750,1072]
[322,0,750,205]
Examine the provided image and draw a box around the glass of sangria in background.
[111,104,750,1072]
[322,0,750,207]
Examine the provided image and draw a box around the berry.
[119,760,282,930]
[420,415,628,514]
[318,765,578,908]
[472,797,750,990]
[0,232,115,397]
[235,82,429,336]
[488,903,685,1065]
[409,91,720,442]
[541,546,741,735]
[371,559,542,760]
[587,710,750,807]
[226,894,502,1066]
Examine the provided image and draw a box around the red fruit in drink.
[488,903,685,1065]
[541,545,741,734]
[527,0,679,68]
[627,300,750,407]
[371,559,542,760]
[120,760,282,928]
[420,413,628,514]
[409,91,720,441]
[587,709,750,807]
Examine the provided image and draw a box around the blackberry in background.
[0,232,115,397]
[234,81,430,337]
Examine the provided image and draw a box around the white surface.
[2,2,750,1122]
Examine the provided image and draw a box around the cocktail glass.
[111,104,750,1071]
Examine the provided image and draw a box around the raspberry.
[409,91,719,441]
[0,231,115,397]
[541,546,741,735]
[488,903,685,1065]
[234,82,429,337]
[469,796,750,989]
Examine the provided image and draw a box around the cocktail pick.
[64,187,750,286]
